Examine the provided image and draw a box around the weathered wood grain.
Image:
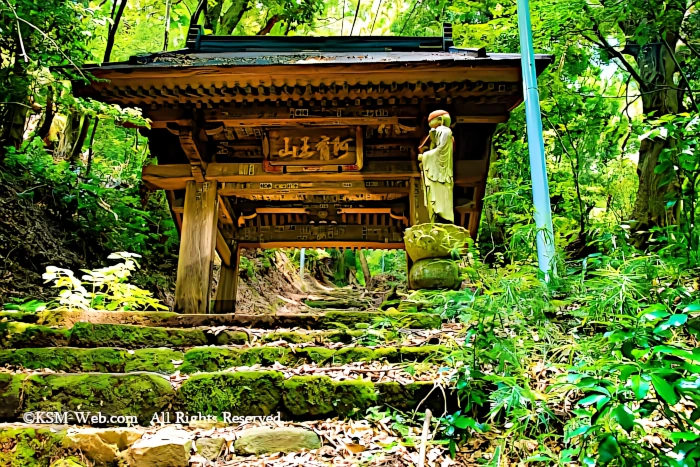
[174,181,218,314]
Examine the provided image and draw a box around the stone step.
[0,424,321,466]
[0,344,448,374]
[34,309,441,329]
[0,320,449,349]
[1,416,457,466]
[0,371,453,423]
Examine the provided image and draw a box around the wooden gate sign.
[265,127,360,166]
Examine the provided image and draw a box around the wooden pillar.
[214,242,240,313]
[174,181,218,314]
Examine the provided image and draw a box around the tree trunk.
[103,0,128,63]
[37,87,55,141]
[629,40,680,233]
[358,249,372,287]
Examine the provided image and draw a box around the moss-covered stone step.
[0,347,184,373]
[0,372,173,423]
[0,311,41,323]
[177,371,453,419]
[0,345,448,374]
[38,309,441,330]
[1,321,444,350]
[0,322,230,350]
[0,371,454,423]
[303,299,368,309]
[180,345,448,373]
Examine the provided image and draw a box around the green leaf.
[654,314,688,333]
[641,309,670,321]
[578,394,610,410]
[668,431,700,442]
[629,375,650,400]
[654,345,700,362]
[565,425,591,442]
[613,404,635,433]
[651,374,679,405]
[525,455,554,462]
[597,435,620,465]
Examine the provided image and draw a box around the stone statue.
[418,110,454,223]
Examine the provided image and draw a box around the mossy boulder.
[178,371,283,416]
[23,373,174,422]
[213,330,249,345]
[68,323,208,348]
[404,223,470,262]
[409,258,460,290]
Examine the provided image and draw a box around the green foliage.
[562,298,700,465]
[436,229,700,464]
[41,252,167,311]
[640,113,700,265]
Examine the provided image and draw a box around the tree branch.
[103,0,128,62]
[257,15,280,35]
[581,5,648,89]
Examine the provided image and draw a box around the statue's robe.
[420,126,454,223]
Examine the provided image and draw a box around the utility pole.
[517,0,557,280]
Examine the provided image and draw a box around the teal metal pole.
[300,248,306,281]
[517,0,556,280]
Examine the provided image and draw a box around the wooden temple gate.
[76,25,552,314]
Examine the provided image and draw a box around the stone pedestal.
[404,223,469,290]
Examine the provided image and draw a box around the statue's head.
[428,110,451,128]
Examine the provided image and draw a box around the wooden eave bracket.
[178,126,208,183]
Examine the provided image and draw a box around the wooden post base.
[214,243,240,313]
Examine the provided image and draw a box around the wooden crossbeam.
[142,163,422,191]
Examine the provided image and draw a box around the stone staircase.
[0,303,459,466]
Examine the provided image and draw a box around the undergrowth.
[430,226,700,466]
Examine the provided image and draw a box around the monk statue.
[418,110,454,223]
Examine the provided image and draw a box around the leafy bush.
[42,252,167,311]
